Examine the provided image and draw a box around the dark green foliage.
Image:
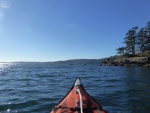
[124,26,138,54]
[144,21,150,52]
[117,21,150,56]
[116,47,125,54]
[137,28,146,55]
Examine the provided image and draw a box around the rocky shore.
[101,55,150,67]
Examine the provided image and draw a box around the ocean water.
[0,63,150,113]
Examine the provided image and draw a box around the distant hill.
[49,59,103,65]
[4,59,103,65]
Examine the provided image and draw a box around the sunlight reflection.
[0,63,14,74]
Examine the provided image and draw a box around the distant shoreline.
[2,56,150,67]
[0,59,103,65]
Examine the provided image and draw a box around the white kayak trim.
[74,78,82,86]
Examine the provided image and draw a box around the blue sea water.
[0,63,150,113]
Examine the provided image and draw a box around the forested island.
[101,21,150,67]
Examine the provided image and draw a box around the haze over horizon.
[0,0,150,62]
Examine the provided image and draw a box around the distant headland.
[101,55,150,67]
[101,21,150,67]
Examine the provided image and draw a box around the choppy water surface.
[0,63,150,113]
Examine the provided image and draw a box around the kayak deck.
[50,78,106,113]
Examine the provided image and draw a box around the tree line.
[116,21,150,57]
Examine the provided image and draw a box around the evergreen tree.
[116,47,125,55]
[124,26,138,54]
[144,21,150,52]
[137,27,147,55]
[145,21,150,35]
[116,21,150,56]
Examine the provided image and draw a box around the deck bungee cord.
[76,87,83,113]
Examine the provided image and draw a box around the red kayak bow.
[50,78,106,113]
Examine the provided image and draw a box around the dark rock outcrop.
[101,55,150,67]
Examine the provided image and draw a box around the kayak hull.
[50,79,106,113]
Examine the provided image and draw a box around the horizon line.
[0,58,104,63]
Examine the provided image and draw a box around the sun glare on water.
[0,63,14,74]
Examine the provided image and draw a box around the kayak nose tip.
[74,78,82,86]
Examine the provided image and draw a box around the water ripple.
[0,63,150,113]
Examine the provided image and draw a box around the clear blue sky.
[0,0,150,62]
